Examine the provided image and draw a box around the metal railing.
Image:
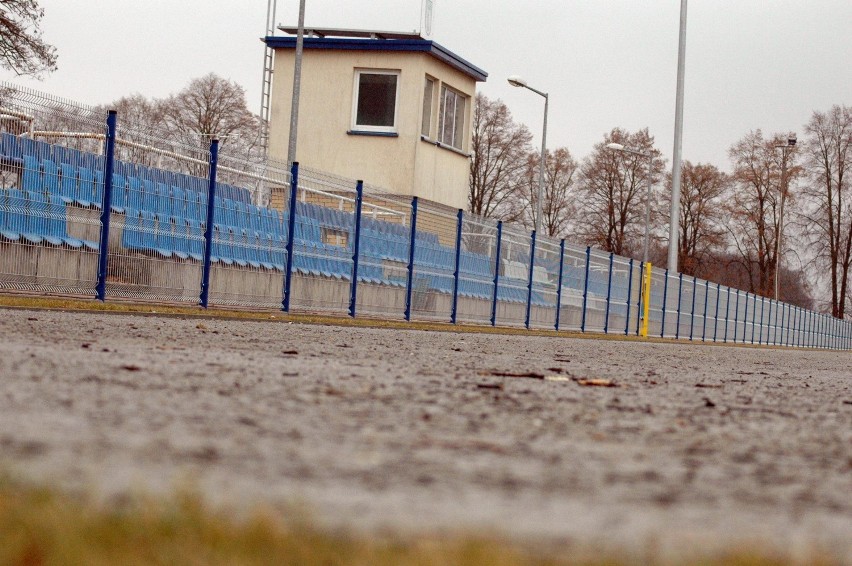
[0,82,850,350]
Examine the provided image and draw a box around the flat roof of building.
[264,30,488,82]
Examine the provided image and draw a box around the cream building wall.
[268,46,481,210]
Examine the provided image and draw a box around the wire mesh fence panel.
[557,242,588,331]
[205,154,291,309]
[494,222,530,327]
[676,276,696,340]
[288,169,356,314]
[354,184,412,319]
[581,248,610,333]
[410,200,457,322]
[528,235,559,330]
[604,255,633,335]
[0,84,105,296]
[102,116,211,304]
[455,215,498,325]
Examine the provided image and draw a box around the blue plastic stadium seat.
[170,186,187,219]
[21,155,41,192]
[184,219,203,261]
[5,189,40,244]
[111,174,127,212]
[42,159,61,196]
[140,179,156,212]
[76,167,95,207]
[0,132,22,161]
[92,170,104,209]
[155,183,171,217]
[23,191,62,246]
[153,213,173,258]
[126,177,143,211]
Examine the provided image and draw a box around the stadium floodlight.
[507,75,548,235]
[773,132,797,300]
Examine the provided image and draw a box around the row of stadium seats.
[0,188,97,249]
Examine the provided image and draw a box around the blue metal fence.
[0,83,850,349]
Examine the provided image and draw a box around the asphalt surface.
[1,307,850,559]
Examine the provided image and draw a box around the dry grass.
[0,292,729,347]
[0,477,841,566]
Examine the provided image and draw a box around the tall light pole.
[508,75,548,234]
[287,0,307,166]
[607,143,654,264]
[774,133,797,300]
[668,0,688,273]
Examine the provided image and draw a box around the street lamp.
[607,143,654,264]
[773,132,796,301]
[508,75,548,234]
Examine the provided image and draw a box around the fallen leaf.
[120,365,141,372]
[476,383,504,391]
[573,378,618,387]
[545,376,572,382]
[695,383,723,389]
[483,370,544,379]
[703,397,716,408]
[282,350,298,355]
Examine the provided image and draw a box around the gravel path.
[1,308,850,558]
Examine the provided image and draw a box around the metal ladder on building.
[259,0,277,159]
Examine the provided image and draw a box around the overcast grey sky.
[4,0,850,171]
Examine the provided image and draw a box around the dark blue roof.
[264,37,488,82]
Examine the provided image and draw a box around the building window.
[352,70,399,133]
[421,77,435,137]
[438,84,466,150]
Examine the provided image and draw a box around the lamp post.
[773,133,796,300]
[607,143,654,264]
[508,75,548,235]
[668,0,688,273]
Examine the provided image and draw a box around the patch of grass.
[0,477,841,566]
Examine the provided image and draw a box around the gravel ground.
[1,307,850,559]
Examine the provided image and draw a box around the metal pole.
[450,209,463,324]
[199,138,219,308]
[404,197,418,321]
[555,239,565,331]
[580,246,591,332]
[603,252,614,334]
[525,230,537,329]
[95,110,117,302]
[668,0,688,273]
[625,258,634,335]
[775,148,788,300]
[643,153,652,263]
[287,0,306,166]
[660,269,669,338]
[535,95,548,234]
[490,221,503,327]
[348,180,364,318]
[281,162,299,311]
[675,272,683,340]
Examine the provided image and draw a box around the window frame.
[351,69,401,134]
[438,83,467,151]
[421,76,436,138]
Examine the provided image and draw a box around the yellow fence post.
[640,262,652,337]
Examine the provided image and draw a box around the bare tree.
[0,0,56,77]
[663,161,729,277]
[515,147,578,238]
[727,130,801,297]
[159,73,261,172]
[468,93,532,220]
[576,128,664,257]
[799,105,852,318]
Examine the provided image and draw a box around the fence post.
[701,280,709,341]
[723,287,731,343]
[749,294,756,344]
[281,162,299,312]
[348,180,364,318]
[689,276,697,341]
[580,246,591,333]
[524,230,537,329]
[713,282,721,342]
[675,273,684,340]
[490,221,503,327]
[199,138,219,308]
[636,261,645,336]
[660,269,669,338]
[758,297,765,344]
[780,302,787,346]
[404,196,418,322]
[624,259,634,336]
[450,209,463,325]
[733,290,741,343]
[640,262,652,337]
[603,252,614,334]
[554,239,565,331]
[95,109,117,302]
